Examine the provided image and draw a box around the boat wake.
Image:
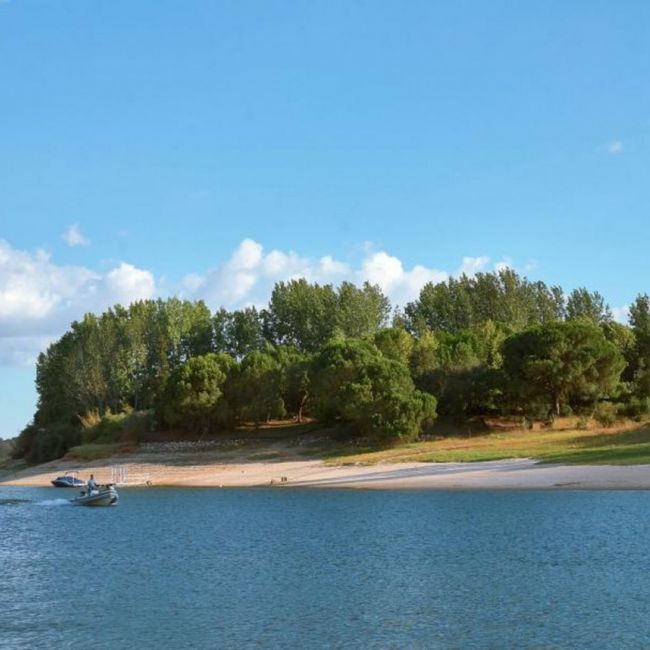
[35,498,72,507]
[0,498,32,506]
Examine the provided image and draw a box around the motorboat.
[71,484,119,507]
[51,471,86,488]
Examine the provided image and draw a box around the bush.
[15,423,82,464]
[593,402,618,428]
[0,438,15,463]
[543,413,556,430]
[519,416,534,430]
[620,397,650,421]
[81,410,154,445]
[576,416,590,430]
[559,404,574,417]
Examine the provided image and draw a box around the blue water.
[2,488,650,649]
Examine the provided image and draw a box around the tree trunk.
[297,392,309,424]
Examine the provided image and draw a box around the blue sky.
[1,0,650,437]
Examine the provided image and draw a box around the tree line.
[13,271,650,463]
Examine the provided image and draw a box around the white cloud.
[606,140,624,155]
[1,236,525,367]
[181,273,204,294]
[0,241,97,330]
[0,239,157,364]
[611,305,629,324]
[62,224,90,247]
[457,256,491,276]
[319,255,350,276]
[104,263,155,305]
[357,252,447,306]
[494,256,519,273]
[186,240,451,310]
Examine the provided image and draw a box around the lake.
[1,487,650,649]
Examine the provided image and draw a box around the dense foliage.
[15,272,648,463]
[0,438,14,463]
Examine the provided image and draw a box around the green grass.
[320,421,650,466]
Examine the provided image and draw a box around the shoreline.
[4,456,650,490]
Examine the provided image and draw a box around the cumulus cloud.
[104,263,156,306]
[189,238,351,308]
[181,240,544,313]
[457,256,491,276]
[1,236,517,367]
[611,305,629,324]
[184,239,507,310]
[358,251,447,306]
[0,239,156,365]
[62,224,90,247]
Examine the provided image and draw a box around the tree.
[34,332,83,427]
[235,350,285,425]
[404,269,564,335]
[213,307,264,358]
[336,281,391,338]
[502,321,624,416]
[311,339,437,442]
[163,353,237,435]
[374,327,414,365]
[566,288,612,324]
[405,277,473,334]
[265,280,338,351]
[409,331,440,379]
[629,294,650,397]
[271,346,311,422]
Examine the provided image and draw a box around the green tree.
[404,269,564,335]
[336,281,391,338]
[265,279,338,351]
[213,307,264,358]
[163,353,237,435]
[271,346,311,422]
[629,294,650,396]
[311,339,437,442]
[566,288,612,324]
[235,350,285,425]
[374,327,414,365]
[502,321,624,415]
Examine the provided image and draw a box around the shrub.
[593,402,618,428]
[620,397,650,421]
[519,416,534,430]
[19,423,81,464]
[543,413,556,430]
[576,416,590,430]
[81,410,154,445]
[559,404,574,417]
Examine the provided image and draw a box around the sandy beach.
[3,448,650,490]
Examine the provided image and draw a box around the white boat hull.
[71,486,119,506]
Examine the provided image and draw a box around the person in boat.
[87,474,98,493]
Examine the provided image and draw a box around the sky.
[1,0,650,438]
